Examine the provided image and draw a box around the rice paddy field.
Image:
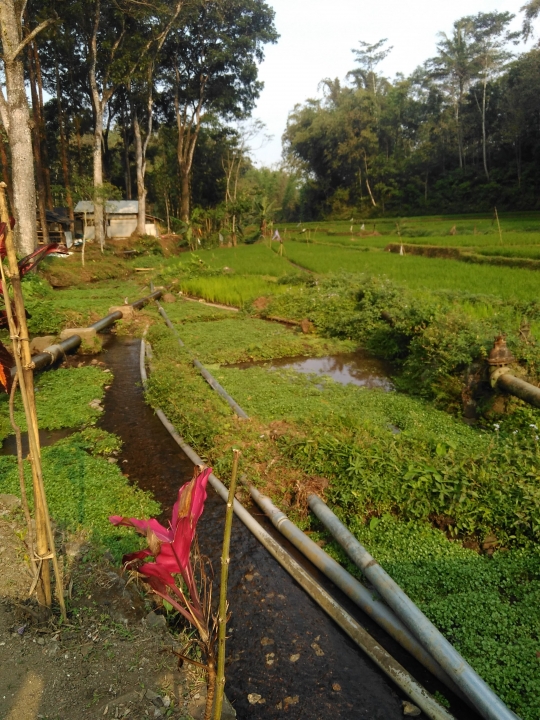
[138,215,540,717]
[4,211,540,718]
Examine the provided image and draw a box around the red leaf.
[0,339,13,394]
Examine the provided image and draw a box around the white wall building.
[74,201,160,240]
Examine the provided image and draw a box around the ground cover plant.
[144,309,540,719]
[0,430,160,560]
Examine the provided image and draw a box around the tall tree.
[429,20,475,169]
[466,11,517,179]
[0,5,54,253]
[160,0,278,221]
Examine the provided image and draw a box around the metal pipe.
[11,290,164,376]
[138,338,456,720]
[245,481,465,699]
[155,300,250,420]
[308,494,519,720]
[90,311,123,332]
[497,373,540,409]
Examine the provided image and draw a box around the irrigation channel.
[2,324,485,720]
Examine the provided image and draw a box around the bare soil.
[0,501,211,720]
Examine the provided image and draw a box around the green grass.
[281,241,540,302]
[0,431,159,560]
[173,317,353,364]
[155,298,238,323]
[0,366,110,442]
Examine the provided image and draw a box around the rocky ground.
[0,495,233,720]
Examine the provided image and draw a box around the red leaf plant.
[109,466,212,641]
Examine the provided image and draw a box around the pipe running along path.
[308,494,519,720]
[154,299,249,419]
[139,333,455,720]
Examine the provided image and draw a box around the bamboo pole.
[494,207,503,245]
[0,184,66,619]
[213,449,240,720]
[8,374,37,577]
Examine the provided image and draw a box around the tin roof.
[74,200,139,214]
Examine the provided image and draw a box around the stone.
[402,701,421,717]
[145,611,167,632]
[284,696,299,707]
[332,683,341,692]
[247,694,262,705]
[0,494,21,512]
[289,653,300,663]
[161,293,176,304]
[109,305,135,320]
[311,642,324,656]
[60,327,97,343]
[145,690,160,702]
[260,637,274,646]
[30,336,56,353]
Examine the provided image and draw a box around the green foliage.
[322,515,540,720]
[0,366,110,442]
[174,317,352,364]
[0,432,159,561]
[132,235,164,256]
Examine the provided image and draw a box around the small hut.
[74,201,160,240]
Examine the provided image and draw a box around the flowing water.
[2,336,478,719]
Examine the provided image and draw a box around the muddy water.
[230,350,394,391]
[0,427,75,456]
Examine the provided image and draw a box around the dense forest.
[3,1,540,252]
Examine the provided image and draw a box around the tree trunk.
[0,129,13,206]
[32,42,52,210]
[123,121,132,200]
[180,164,190,222]
[133,111,146,235]
[93,110,105,250]
[481,78,489,180]
[27,43,49,245]
[0,1,38,255]
[55,60,74,233]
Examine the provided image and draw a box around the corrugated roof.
[74,200,139,214]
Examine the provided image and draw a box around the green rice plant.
[178,275,288,307]
[282,241,540,302]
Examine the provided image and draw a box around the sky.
[251,0,531,166]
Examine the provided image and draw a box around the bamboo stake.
[494,207,503,245]
[213,449,240,720]
[0,184,66,619]
[8,374,37,577]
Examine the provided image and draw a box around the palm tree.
[429,20,475,169]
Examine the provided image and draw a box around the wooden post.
[0,183,66,618]
[213,449,240,720]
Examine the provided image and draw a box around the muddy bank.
[94,336,478,720]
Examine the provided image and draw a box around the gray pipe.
[11,290,164,376]
[497,373,540,409]
[308,494,519,720]
[138,338,455,720]
[245,481,465,700]
[155,300,250,420]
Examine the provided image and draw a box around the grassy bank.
[144,298,540,719]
